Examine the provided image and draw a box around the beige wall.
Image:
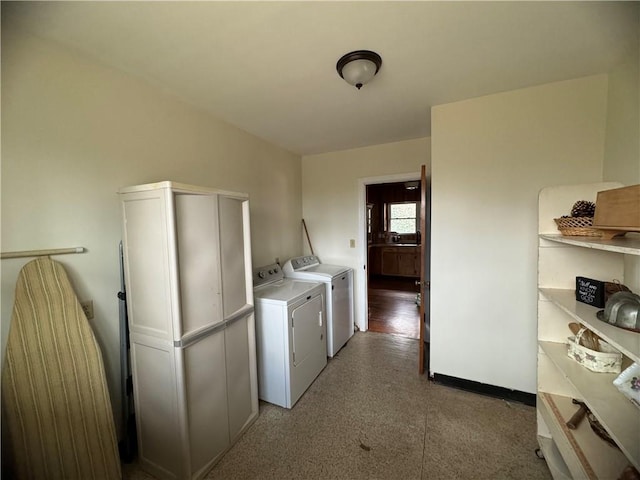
[1,28,302,434]
[301,138,429,328]
[430,75,609,393]
[603,40,640,295]
[603,50,640,184]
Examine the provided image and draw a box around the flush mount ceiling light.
[336,50,382,90]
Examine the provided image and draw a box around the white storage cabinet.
[120,181,258,480]
[537,182,640,479]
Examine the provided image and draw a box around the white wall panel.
[430,75,608,393]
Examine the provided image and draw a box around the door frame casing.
[356,172,421,333]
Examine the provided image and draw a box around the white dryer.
[253,263,326,409]
[282,255,354,357]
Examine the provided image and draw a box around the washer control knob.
[258,271,266,279]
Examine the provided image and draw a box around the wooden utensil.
[566,399,588,430]
[568,322,600,351]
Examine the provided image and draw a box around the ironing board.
[2,257,121,479]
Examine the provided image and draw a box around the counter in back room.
[368,244,420,277]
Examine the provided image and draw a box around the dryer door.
[289,293,327,407]
[291,293,324,367]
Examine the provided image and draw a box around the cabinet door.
[130,339,181,477]
[225,313,258,442]
[218,196,250,319]
[183,329,229,476]
[397,251,417,276]
[381,249,399,275]
[368,247,381,275]
[175,194,223,337]
[122,191,173,340]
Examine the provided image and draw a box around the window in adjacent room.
[387,202,419,234]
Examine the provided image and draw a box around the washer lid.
[285,263,351,282]
[296,263,351,278]
[282,256,352,279]
[254,279,323,303]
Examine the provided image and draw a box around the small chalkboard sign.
[575,276,606,308]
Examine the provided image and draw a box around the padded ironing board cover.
[2,257,121,479]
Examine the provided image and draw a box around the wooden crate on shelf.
[593,184,640,239]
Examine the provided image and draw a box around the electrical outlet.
[81,300,94,320]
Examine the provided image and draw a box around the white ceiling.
[3,1,638,155]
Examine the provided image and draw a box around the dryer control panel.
[288,255,320,271]
[253,263,284,287]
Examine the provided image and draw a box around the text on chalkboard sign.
[575,276,606,308]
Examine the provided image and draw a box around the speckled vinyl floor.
[123,332,551,480]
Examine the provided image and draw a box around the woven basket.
[567,328,622,373]
[554,216,602,237]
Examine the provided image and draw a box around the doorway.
[366,181,421,339]
[357,170,430,373]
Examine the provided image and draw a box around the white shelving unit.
[537,183,640,480]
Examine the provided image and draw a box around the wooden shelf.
[540,234,640,256]
[538,184,640,479]
[539,288,640,363]
[537,392,631,479]
[539,341,640,470]
[537,435,572,480]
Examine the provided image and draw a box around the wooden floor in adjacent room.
[367,275,420,339]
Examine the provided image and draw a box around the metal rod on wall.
[1,247,85,260]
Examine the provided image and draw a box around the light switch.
[349,239,356,248]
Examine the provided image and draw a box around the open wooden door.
[418,164,427,374]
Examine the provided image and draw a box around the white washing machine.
[253,263,327,409]
[282,255,354,357]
